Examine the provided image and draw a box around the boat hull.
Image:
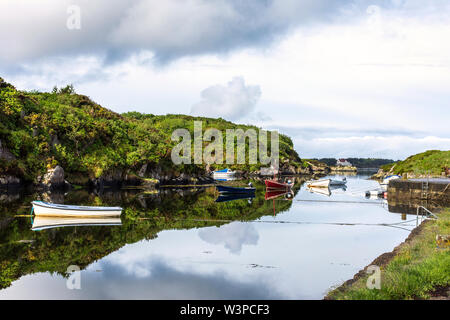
[32,201,122,217]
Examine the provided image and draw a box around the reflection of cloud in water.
[198,222,259,254]
[0,258,283,299]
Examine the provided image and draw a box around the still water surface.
[0,174,419,299]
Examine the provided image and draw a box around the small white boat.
[306,178,347,188]
[306,179,331,188]
[381,175,401,185]
[365,190,385,199]
[380,175,401,190]
[212,168,236,180]
[32,216,122,231]
[31,201,122,217]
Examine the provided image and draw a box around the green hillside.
[381,150,450,176]
[0,77,301,184]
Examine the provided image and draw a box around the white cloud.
[198,222,259,254]
[190,77,261,121]
[293,135,450,159]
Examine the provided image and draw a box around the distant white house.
[336,159,352,167]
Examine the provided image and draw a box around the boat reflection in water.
[32,216,122,231]
[264,189,294,201]
[215,193,255,203]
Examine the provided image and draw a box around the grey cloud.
[1,0,449,70]
[191,77,261,121]
[0,0,346,69]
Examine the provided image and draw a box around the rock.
[42,165,65,188]
[0,140,16,161]
[138,163,148,177]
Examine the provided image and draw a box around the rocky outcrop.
[42,165,65,186]
[330,166,357,172]
[39,165,70,190]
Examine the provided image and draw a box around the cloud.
[293,135,450,160]
[0,0,345,68]
[0,257,283,299]
[198,222,259,254]
[190,77,261,121]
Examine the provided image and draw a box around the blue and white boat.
[212,168,235,179]
[380,175,401,190]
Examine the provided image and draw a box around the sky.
[0,0,449,160]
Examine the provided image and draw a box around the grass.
[381,150,450,176]
[326,208,450,300]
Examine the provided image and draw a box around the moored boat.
[306,178,347,188]
[306,179,331,188]
[31,201,122,217]
[212,168,235,179]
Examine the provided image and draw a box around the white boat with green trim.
[31,201,122,217]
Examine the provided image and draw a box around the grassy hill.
[0,77,301,185]
[380,150,450,177]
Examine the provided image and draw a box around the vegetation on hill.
[380,150,450,176]
[0,77,301,184]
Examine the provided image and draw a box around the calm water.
[0,174,420,299]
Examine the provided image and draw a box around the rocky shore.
[0,157,333,191]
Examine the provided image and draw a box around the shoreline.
[325,208,450,300]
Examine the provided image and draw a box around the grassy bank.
[381,150,450,177]
[326,208,450,300]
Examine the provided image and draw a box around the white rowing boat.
[306,178,347,188]
[31,201,122,217]
[32,216,122,231]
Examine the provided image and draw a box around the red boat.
[264,179,293,190]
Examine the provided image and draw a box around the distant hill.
[313,158,395,168]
